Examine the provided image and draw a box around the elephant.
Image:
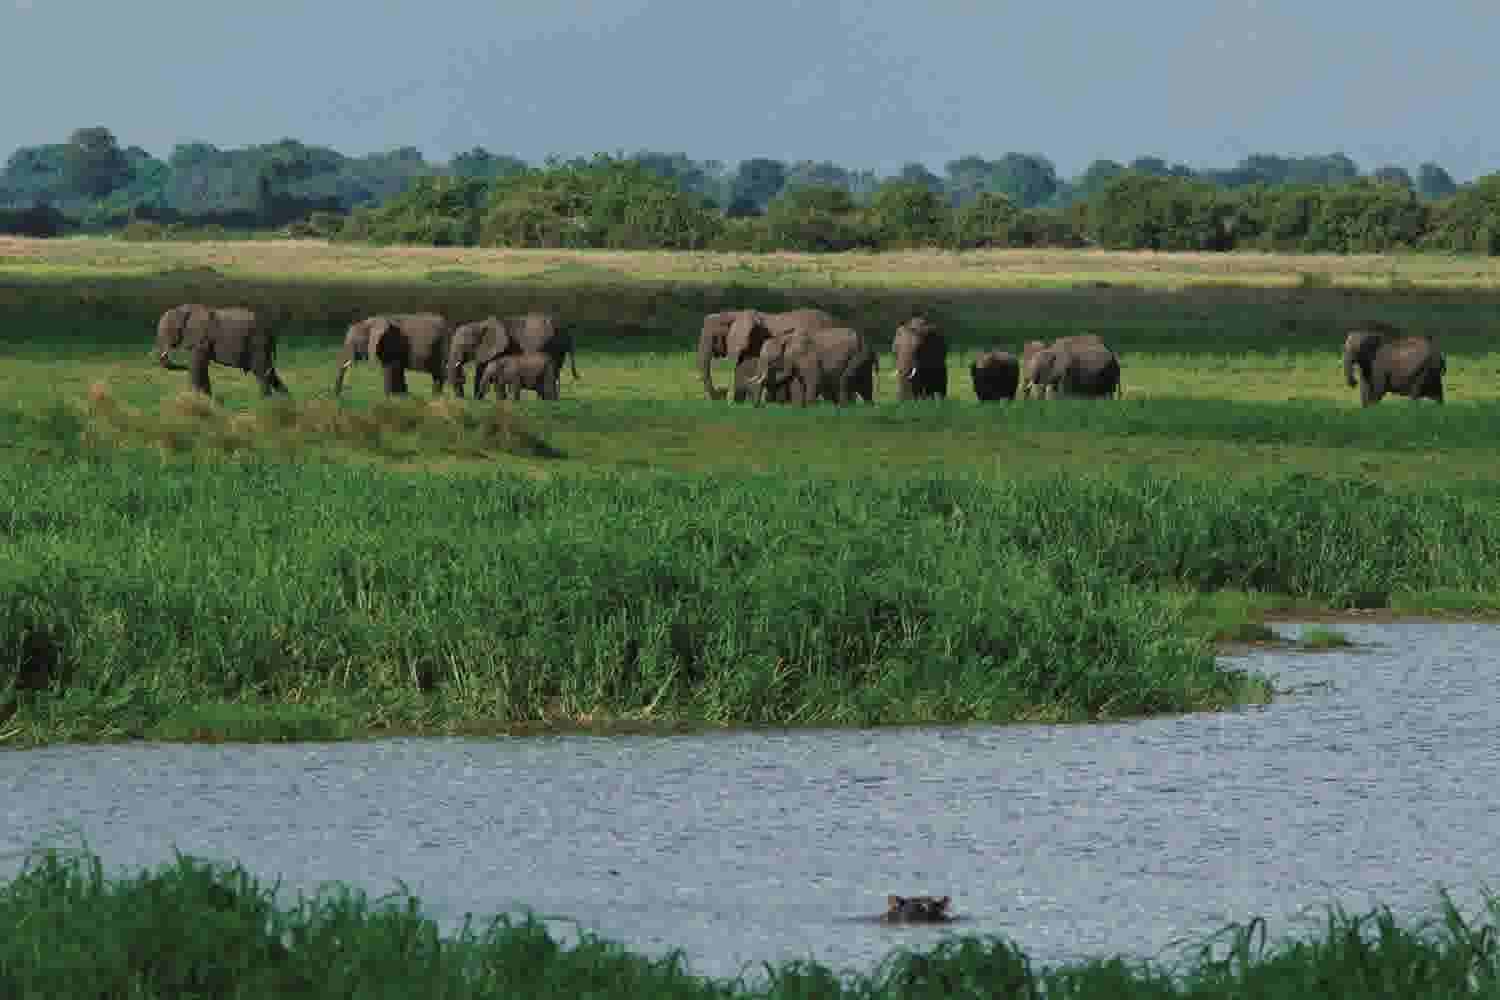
[478,351,560,401]
[697,307,837,400]
[1020,335,1116,398]
[155,304,288,397]
[750,327,876,406]
[334,313,452,397]
[882,895,953,925]
[892,315,948,400]
[450,313,579,400]
[735,357,790,403]
[1343,323,1445,406]
[1026,340,1121,399]
[970,350,1020,401]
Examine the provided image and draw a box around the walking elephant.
[155,304,288,397]
[1025,338,1121,399]
[892,315,948,400]
[451,313,578,400]
[1343,323,1445,406]
[1020,335,1116,398]
[334,313,452,397]
[697,307,836,400]
[970,350,1020,401]
[478,351,560,401]
[750,327,876,406]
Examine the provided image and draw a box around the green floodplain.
[3,848,1500,999]
[2,241,1500,745]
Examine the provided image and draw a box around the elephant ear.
[369,318,399,361]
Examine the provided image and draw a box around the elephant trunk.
[473,361,489,400]
[567,346,580,380]
[1343,349,1359,389]
[699,329,727,401]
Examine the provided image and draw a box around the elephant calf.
[479,351,561,401]
[970,350,1020,401]
[155,304,288,398]
[1343,323,1445,406]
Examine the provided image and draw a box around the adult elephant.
[697,308,836,400]
[970,350,1020,401]
[449,313,578,400]
[1343,323,1445,406]
[334,313,452,397]
[892,315,948,400]
[1021,335,1111,399]
[155,304,288,397]
[1026,339,1121,399]
[750,328,876,406]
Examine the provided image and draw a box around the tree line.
[3,126,1497,254]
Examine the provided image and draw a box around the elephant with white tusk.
[892,315,948,400]
[1021,334,1118,399]
[450,313,578,401]
[155,304,288,398]
[752,327,876,407]
[697,308,837,400]
[334,313,452,397]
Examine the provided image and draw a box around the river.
[4,622,1498,982]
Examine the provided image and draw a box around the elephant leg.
[266,368,289,395]
[190,341,214,395]
[473,362,489,400]
[383,365,406,396]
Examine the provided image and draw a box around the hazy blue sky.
[3,0,1495,180]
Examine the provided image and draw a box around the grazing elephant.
[970,350,1020,401]
[1343,323,1445,406]
[697,308,837,400]
[334,313,452,397]
[1026,340,1121,399]
[155,304,288,397]
[451,313,579,400]
[751,328,876,406]
[1021,335,1112,399]
[478,351,560,401]
[892,315,948,400]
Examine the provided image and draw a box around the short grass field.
[2,237,1499,745]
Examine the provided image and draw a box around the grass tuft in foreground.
[3,849,1500,999]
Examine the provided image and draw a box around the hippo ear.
[937,896,951,911]
[887,895,903,910]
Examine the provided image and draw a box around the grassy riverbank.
[3,246,1499,743]
[4,849,1499,999]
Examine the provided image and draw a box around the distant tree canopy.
[2,125,1498,255]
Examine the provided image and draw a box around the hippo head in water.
[883,894,953,924]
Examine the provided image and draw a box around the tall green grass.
[6,435,1500,743]
[4,849,1499,999]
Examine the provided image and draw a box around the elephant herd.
[155,305,579,401]
[153,303,1448,409]
[697,307,1122,404]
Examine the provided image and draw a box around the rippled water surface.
[5,622,1500,981]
